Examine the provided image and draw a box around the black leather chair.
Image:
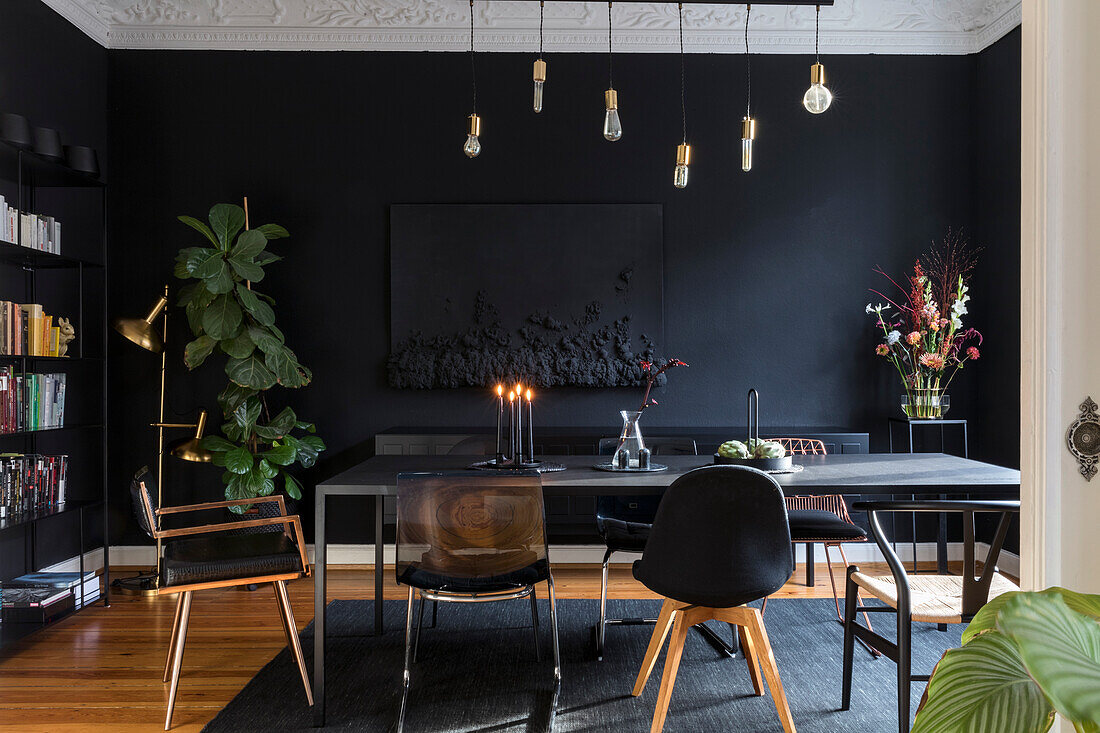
[129,466,312,730]
[841,499,1020,733]
[593,437,698,661]
[395,471,560,733]
[631,465,797,733]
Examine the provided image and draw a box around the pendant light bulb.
[603,88,622,142]
[533,59,547,113]
[803,62,833,114]
[741,116,755,172]
[464,114,481,158]
[674,143,691,189]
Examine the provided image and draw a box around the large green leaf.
[229,258,265,282]
[178,215,220,248]
[265,343,309,388]
[226,354,277,389]
[965,588,1100,644]
[174,247,209,279]
[263,443,297,466]
[257,458,279,480]
[209,204,245,250]
[255,252,283,266]
[268,406,297,434]
[248,325,283,355]
[284,473,303,500]
[191,248,226,279]
[224,447,254,474]
[300,435,325,452]
[202,259,236,294]
[256,223,288,240]
[999,594,1100,728]
[175,281,200,307]
[912,631,1054,733]
[221,329,256,359]
[185,285,215,336]
[184,335,216,369]
[217,383,257,417]
[231,229,267,260]
[200,435,237,452]
[232,396,262,432]
[202,293,242,339]
[237,285,275,326]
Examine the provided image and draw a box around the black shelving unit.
[0,138,108,653]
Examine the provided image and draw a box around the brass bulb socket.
[742,116,756,141]
[533,58,547,82]
[676,143,691,166]
[144,295,169,324]
[467,114,481,136]
[194,409,207,439]
[810,62,826,86]
[604,88,618,110]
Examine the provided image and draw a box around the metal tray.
[592,462,669,473]
[712,453,793,471]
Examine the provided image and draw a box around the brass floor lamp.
[112,285,212,595]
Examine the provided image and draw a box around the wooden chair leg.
[837,545,876,633]
[273,583,294,647]
[822,545,843,619]
[164,591,193,731]
[738,620,765,696]
[275,580,314,706]
[162,592,184,683]
[650,609,692,733]
[744,609,797,733]
[632,598,679,697]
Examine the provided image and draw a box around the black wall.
[0,0,108,577]
[103,38,1021,545]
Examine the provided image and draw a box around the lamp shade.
[169,410,213,462]
[0,113,33,150]
[112,294,168,353]
[32,127,63,162]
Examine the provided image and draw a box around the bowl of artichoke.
[714,439,793,471]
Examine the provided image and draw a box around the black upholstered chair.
[446,434,497,456]
[593,437,697,661]
[631,465,797,733]
[130,466,312,730]
[842,499,1020,733]
[395,471,560,733]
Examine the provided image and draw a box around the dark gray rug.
[203,598,961,732]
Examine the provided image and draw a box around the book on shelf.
[0,453,69,519]
[0,196,61,254]
[0,366,67,432]
[7,572,98,608]
[0,302,69,357]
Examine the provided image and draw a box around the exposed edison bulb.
[533,59,546,114]
[741,116,756,172]
[464,114,481,158]
[603,89,622,141]
[673,143,691,189]
[803,62,833,114]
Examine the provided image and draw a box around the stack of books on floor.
[0,453,69,518]
[0,196,62,254]
[0,570,99,626]
[0,366,67,432]
[0,302,69,356]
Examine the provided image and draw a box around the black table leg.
[313,492,327,727]
[375,495,384,636]
[805,543,815,587]
[937,494,949,574]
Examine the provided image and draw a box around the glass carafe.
[613,410,647,468]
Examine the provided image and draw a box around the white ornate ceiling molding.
[40,0,1021,54]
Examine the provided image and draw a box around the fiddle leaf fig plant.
[174,203,325,511]
[912,587,1100,733]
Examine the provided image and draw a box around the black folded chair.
[631,465,797,733]
[129,466,313,730]
[593,437,699,661]
[841,499,1020,733]
[395,471,561,733]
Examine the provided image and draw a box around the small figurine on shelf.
[57,317,75,357]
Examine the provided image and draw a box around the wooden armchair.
[129,466,313,730]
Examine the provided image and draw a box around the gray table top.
[317,453,1020,498]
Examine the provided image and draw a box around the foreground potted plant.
[174,203,325,511]
[912,587,1100,732]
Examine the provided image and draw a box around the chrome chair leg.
[162,592,184,683]
[530,586,542,662]
[414,592,427,663]
[546,575,561,733]
[275,580,314,705]
[398,585,415,733]
[597,548,612,661]
[164,590,193,731]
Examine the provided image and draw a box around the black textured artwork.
[388,283,666,389]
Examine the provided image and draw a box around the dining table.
[311,451,1020,727]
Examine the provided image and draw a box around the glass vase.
[613,410,647,468]
[901,389,950,419]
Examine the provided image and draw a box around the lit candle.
[526,389,534,463]
[515,383,523,466]
[495,384,504,464]
[508,390,516,462]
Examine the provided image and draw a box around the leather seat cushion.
[787,509,867,541]
[162,531,303,587]
[398,556,549,594]
[596,516,652,553]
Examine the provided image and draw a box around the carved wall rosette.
[1066,396,1100,481]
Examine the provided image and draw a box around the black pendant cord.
[539,0,544,56]
[744,3,751,116]
[469,0,477,113]
[608,2,614,87]
[815,4,820,63]
[679,3,686,144]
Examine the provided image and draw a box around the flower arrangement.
[637,358,688,412]
[867,235,982,418]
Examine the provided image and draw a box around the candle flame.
[515,383,523,395]
[526,389,532,401]
[495,383,503,396]
[508,391,515,401]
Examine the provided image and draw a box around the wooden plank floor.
[0,562,943,732]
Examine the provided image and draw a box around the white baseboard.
[102,542,1020,577]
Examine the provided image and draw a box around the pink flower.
[967,346,980,360]
[907,331,922,345]
[919,352,945,370]
[875,344,890,356]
